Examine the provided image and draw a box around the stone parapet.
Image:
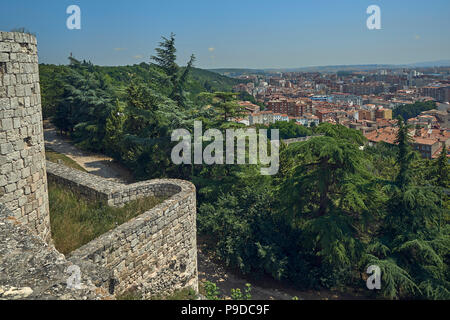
[0,204,113,300]
[47,162,198,298]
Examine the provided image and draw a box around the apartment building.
[420,85,450,102]
[375,108,393,120]
[249,111,274,125]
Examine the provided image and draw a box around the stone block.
[0,52,9,62]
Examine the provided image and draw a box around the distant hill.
[209,68,266,77]
[272,65,399,73]
[94,64,244,94]
[39,62,245,115]
[209,60,450,76]
[185,67,245,94]
[408,60,450,68]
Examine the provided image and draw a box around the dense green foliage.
[41,35,449,299]
[40,63,242,119]
[266,121,313,139]
[393,101,436,121]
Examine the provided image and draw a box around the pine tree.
[151,33,196,108]
[435,142,449,189]
[104,99,126,158]
[385,116,440,237]
[151,33,178,87]
[394,117,415,189]
[52,56,114,151]
[432,143,450,233]
[199,92,246,126]
[277,133,379,287]
[170,54,196,108]
[372,117,450,300]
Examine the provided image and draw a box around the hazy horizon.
[1,0,449,69]
[39,59,450,71]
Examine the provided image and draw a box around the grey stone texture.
[0,204,113,300]
[47,162,198,298]
[0,32,50,243]
[0,31,198,299]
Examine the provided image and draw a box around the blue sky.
[1,0,449,69]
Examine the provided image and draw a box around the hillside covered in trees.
[39,58,243,119]
[39,33,450,300]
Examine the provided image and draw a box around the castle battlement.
[0,32,198,300]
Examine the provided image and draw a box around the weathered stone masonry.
[47,162,199,297]
[0,31,50,243]
[0,204,113,300]
[0,31,198,299]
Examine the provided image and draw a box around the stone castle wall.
[0,31,198,299]
[47,162,198,297]
[0,32,50,242]
[0,204,113,300]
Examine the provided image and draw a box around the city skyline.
[1,0,449,69]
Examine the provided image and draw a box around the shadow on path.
[43,121,134,183]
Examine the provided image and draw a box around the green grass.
[151,288,198,300]
[116,290,143,300]
[48,182,165,254]
[45,148,87,172]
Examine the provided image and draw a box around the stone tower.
[0,31,51,242]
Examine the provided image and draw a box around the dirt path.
[197,239,366,300]
[43,122,365,300]
[43,121,134,183]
